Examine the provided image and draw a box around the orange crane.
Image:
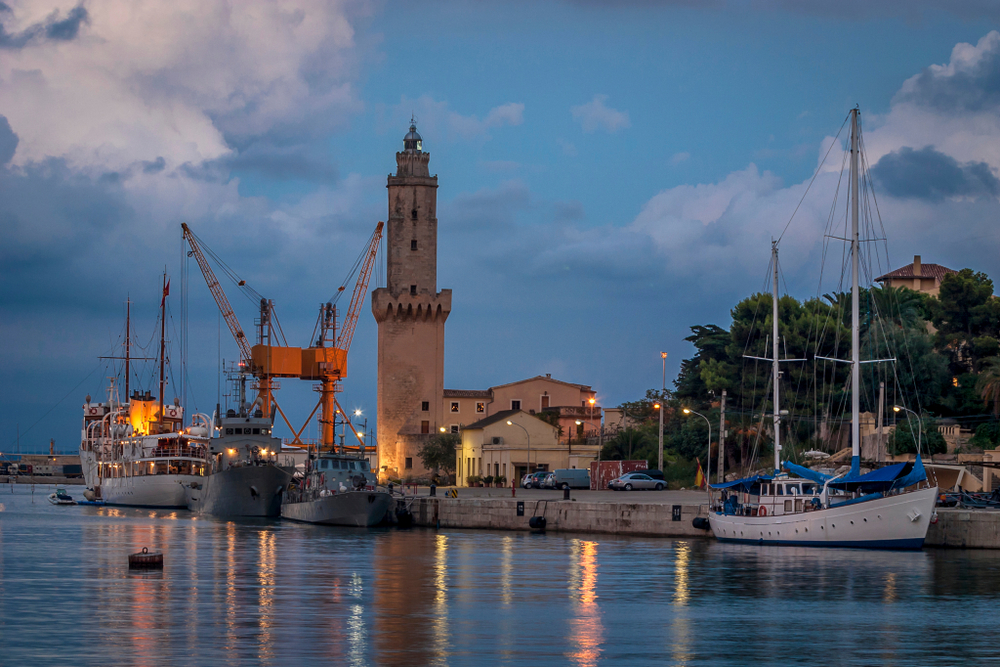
[183,221,384,452]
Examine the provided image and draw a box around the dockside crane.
[183,221,384,453]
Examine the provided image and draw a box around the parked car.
[609,472,665,491]
[632,469,665,481]
[521,471,549,489]
[540,472,558,489]
[546,468,591,490]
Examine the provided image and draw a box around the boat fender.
[757,505,767,517]
[692,517,711,530]
[930,511,939,524]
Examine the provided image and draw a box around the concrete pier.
[926,508,1000,548]
[399,491,711,537]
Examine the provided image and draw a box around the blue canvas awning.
[782,461,831,483]
[828,459,924,493]
[710,475,770,492]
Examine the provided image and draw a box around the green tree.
[977,357,1000,417]
[417,433,460,474]
[888,416,947,456]
[929,269,1000,371]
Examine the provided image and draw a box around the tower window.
[421,401,429,411]
[410,285,417,295]
[411,239,418,251]
[411,209,418,220]
[405,457,413,469]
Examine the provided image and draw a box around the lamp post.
[893,405,922,458]
[659,352,667,472]
[507,420,530,482]
[683,408,711,490]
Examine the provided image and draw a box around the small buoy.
[128,547,163,569]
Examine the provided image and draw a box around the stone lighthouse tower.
[371,122,452,479]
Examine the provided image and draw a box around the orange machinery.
[182,222,383,452]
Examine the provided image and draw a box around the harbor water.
[2,484,1000,666]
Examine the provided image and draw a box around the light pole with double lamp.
[683,408,711,489]
[658,352,667,472]
[507,420,530,483]
[893,405,922,458]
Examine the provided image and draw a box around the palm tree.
[976,357,1000,417]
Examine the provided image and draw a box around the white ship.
[707,108,937,550]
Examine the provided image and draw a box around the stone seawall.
[926,508,1000,548]
[401,497,711,537]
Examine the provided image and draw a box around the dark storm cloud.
[0,115,17,165]
[871,145,1000,201]
[142,157,166,174]
[0,3,88,49]
[227,143,339,184]
[894,37,1000,113]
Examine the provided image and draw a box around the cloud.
[0,1,365,172]
[0,2,88,49]
[0,115,17,165]
[571,94,630,134]
[871,146,1000,201]
[894,31,1000,114]
[389,96,524,142]
[670,151,690,165]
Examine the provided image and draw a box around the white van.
[548,468,590,490]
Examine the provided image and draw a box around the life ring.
[757,505,767,517]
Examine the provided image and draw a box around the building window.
[476,402,485,413]
[450,402,459,413]
[410,284,417,295]
[421,421,429,434]
[405,457,413,469]
[502,463,506,478]
[511,400,521,411]
[541,394,549,409]
[411,209,418,220]
[411,239,418,250]
[422,401,429,411]
[450,424,459,434]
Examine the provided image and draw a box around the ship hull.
[101,474,203,508]
[709,485,939,550]
[187,465,294,517]
[281,491,392,527]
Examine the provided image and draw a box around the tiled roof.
[443,389,491,398]
[489,375,593,392]
[462,409,521,430]
[876,262,957,282]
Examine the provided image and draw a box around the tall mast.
[125,298,131,399]
[772,241,781,473]
[850,107,861,477]
[159,272,167,427]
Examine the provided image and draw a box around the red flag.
[161,279,170,308]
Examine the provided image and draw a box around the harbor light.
[440,426,447,433]
[354,409,362,417]
[682,408,691,414]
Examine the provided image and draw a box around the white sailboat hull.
[709,485,939,549]
[101,474,203,508]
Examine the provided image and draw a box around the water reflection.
[6,487,1000,666]
[567,540,602,667]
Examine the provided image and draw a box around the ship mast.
[849,107,861,477]
[158,272,168,429]
[125,298,130,399]
[772,241,781,473]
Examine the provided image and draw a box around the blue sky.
[3,0,1000,453]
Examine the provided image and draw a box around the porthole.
[850,520,854,525]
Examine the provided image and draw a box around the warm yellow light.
[575,420,582,425]
[588,398,595,406]
[661,352,668,359]
[506,420,513,426]
[228,448,237,455]
[683,408,691,414]
[654,403,661,410]
[439,426,447,433]
[893,406,901,413]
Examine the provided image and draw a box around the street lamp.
[683,408,712,490]
[507,420,530,481]
[893,405,922,458]
[659,352,667,473]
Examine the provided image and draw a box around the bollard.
[429,484,436,497]
[563,487,570,500]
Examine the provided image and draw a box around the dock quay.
[393,488,1000,547]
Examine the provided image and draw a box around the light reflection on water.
[3,485,1000,666]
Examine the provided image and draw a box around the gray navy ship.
[185,402,295,518]
[281,452,391,526]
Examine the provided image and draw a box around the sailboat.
[707,108,938,549]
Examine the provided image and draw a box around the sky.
[3,0,1000,454]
